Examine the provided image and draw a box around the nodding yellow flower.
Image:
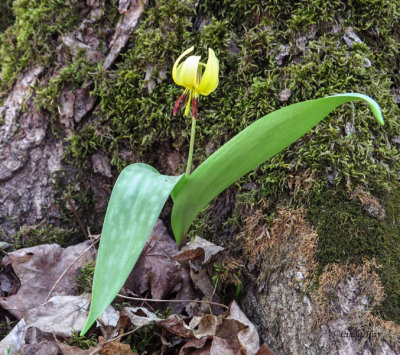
[172,46,219,119]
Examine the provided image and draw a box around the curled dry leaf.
[189,314,219,338]
[160,314,196,339]
[121,306,162,328]
[172,236,224,265]
[224,301,260,355]
[172,236,225,315]
[0,241,96,318]
[179,336,236,355]
[122,302,274,355]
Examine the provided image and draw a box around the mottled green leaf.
[171,93,384,245]
[81,163,183,335]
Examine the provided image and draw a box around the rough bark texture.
[0,65,58,237]
[0,0,146,239]
[239,210,399,354]
[1,0,400,353]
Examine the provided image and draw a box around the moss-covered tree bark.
[1,0,399,353]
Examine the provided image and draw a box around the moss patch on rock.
[307,181,400,323]
[0,0,83,94]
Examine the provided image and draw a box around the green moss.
[307,181,400,323]
[66,0,197,171]
[35,51,95,122]
[67,0,399,185]
[75,260,95,294]
[67,331,97,350]
[0,0,83,94]
[11,222,75,249]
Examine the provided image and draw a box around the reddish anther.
[173,93,187,116]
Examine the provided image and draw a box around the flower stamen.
[173,93,186,116]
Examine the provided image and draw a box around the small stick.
[66,195,88,239]
[116,293,229,310]
[208,277,219,314]
[44,239,99,303]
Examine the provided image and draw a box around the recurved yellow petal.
[172,46,194,86]
[196,48,219,96]
[180,55,201,89]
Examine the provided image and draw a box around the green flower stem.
[185,115,196,177]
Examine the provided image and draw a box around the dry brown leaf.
[179,336,238,355]
[125,220,197,312]
[179,301,263,355]
[126,220,183,299]
[188,260,224,315]
[121,306,162,327]
[0,295,118,354]
[0,241,96,318]
[122,302,267,355]
[189,314,219,338]
[223,301,260,355]
[179,336,211,355]
[56,340,98,355]
[159,314,195,339]
[173,236,224,265]
[102,341,138,355]
[21,340,60,355]
[189,263,215,299]
[255,344,276,355]
[24,295,91,338]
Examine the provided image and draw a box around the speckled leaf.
[171,93,384,245]
[81,163,183,335]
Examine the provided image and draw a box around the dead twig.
[116,293,229,310]
[66,195,88,239]
[44,238,99,303]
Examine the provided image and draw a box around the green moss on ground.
[67,331,97,350]
[74,260,95,294]
[11,222,75,249]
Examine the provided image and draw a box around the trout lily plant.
[81,47,384,335]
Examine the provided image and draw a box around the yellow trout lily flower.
[172,46,219,119]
